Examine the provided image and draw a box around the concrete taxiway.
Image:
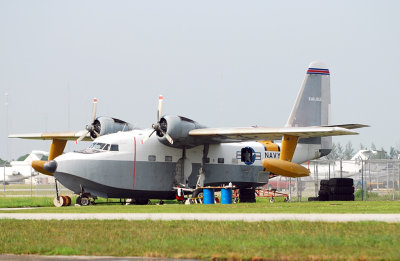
[0,213,400,222]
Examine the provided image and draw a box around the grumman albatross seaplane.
[10,61,367,206]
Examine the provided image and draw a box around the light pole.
[4,92,8,193]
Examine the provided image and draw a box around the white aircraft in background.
[305,150,378,179]
[0,151,48,184]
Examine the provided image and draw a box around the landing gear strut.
[53,179,72,207]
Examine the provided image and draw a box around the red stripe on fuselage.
[307,69,329,74]
[133,137,136,190]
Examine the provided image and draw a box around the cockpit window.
[87,143,118,151]
[90,143,106,150]
[77,142,119,154]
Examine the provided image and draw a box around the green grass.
[0,197,54,208]
[0,220,399,260]
[1,197,400,213]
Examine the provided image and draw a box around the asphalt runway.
[1,213,400,222]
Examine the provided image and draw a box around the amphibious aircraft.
[9,61,367,205]
[0,151,48,184]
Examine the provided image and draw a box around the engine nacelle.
[90,117,134,139]
[157,115,207,148]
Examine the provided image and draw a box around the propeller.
[141,95,174,145]
[76,98,100,144]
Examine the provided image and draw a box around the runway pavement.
[1,213,400,222]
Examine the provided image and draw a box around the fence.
[276,159,400,201]
[1,164,73,198]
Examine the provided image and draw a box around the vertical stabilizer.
[286,61,332,155]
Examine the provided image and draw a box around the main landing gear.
[76,193,95,206]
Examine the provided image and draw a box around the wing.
[8,131,91,141]
[189,126,363,143]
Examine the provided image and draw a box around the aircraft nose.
[43,160,58,174]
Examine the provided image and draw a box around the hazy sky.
[1,1,399,160]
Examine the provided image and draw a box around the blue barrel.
[203,188,215,204]
[221,188,233,204]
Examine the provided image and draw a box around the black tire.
[318,194,329,201]
[318,190,330,196]
[320,184,330,191]
[239,188,256,203]
[330,186,355,195]
[192,188,203,198]
[328,178,353,187]
[329,194,355,201]
[80,196,91,206]
[76,196,82,205]
[308,197,319,201]
[320,180,329,186]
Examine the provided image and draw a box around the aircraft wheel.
[76,196,82,205]
[80,196,91,206]
[269,198,275,203]
[53,196,64,207]
[62,196,71,206]
[192,188,203,198]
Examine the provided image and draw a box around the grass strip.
[0,220,399,260]
[1,197,400,213]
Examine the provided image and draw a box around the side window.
[241,147,255,165]
[218,158,224,164]
[110,144,119,151]
[103,144,110,151]
[165,156,172,162]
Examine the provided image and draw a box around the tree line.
[325,142,400,160]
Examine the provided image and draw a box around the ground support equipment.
[255,188,290,203]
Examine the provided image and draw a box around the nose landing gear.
[53,179,73,207]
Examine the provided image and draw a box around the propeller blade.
[141,130,156,144]
[157,95,163,122]
[163,132,174,145]
[76,131,89,144]
[93,130,100,139]
[91,98,98,123]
